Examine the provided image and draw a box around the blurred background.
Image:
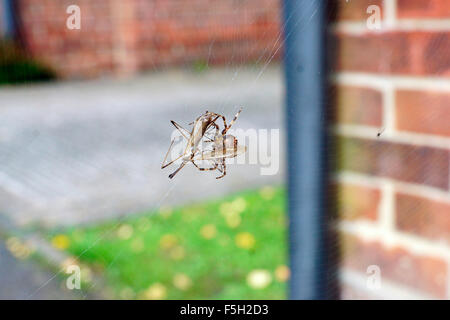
[0,0,449,300]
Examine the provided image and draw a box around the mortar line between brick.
[339,220,450,259]
[383,84,395,136]
[332,73,450,91]
[330,19,450,33]
[340,269,433,299]
[383,0,397,28]
[379,181,394,233]
[335,172,450,204]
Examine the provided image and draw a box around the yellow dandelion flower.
[247,269,272,289]
[170,246,185,260]
[173,273,192,291]
[160,234,178,250]
[231,197,247,213]
[200,224,217,239]
[143,283,167,300]
[225,213,241,228]
[260,186,275,200]
[131,238,145,253]
[235,232,255,250]
[219,202,235,216]
[117,224,133,240]
[60,257,78,269]
[15,245,32,259]
[275,265,290,282]
[51,234,70,250]
[7,238,33,260]
[160,205,173,218]
[6,237,20,253]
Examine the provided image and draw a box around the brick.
[340,282,376,300]
[330,85,383,127]
[336,136,450,190]
[396,193,450,245]
[335,183,381,221]
[396,90,450,137]
[335,31,450,77]
[397,0,450,19]
[424,33,450,75]
[16,0,282,78]
[329,0,384,22]
[341,233,448,298]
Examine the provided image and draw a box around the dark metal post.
[283,0,329,299]
[2,0,15,37]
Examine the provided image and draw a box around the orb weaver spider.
[161,108,246,179]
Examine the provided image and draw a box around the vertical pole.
[2,0,15,38]
[283,0,329,299]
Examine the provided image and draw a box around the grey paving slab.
[0,240,83,299]
[0,66,285,228]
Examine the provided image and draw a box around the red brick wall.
[15,0,281,78]
[332,0,450,299]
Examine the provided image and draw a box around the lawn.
[51,186,287,299]
[0,41,55,85]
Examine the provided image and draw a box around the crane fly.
[161,108,246,179]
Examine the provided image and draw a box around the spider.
[161,108,246,179]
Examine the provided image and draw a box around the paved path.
[0,239,83,299]
[0,66,284,228]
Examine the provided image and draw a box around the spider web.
[7,0,324,299]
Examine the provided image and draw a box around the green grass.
[0,40,56,85]
[52,186,287,299]
[0,60,55,85]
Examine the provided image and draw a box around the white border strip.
[331,19,450,34]
[332,72,450,92]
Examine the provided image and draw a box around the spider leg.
[204,122,218,140]
[201,122,219,144]
[168,160,188,179]
[168,141,207,178]
[192,160,218,172]
[208,112,228,135]
[222,107,243,135]
[161,138,186,169]
[216,159,223,173]
[171,120,191,141]
[216,159,226,179]
[212,122,220,140]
